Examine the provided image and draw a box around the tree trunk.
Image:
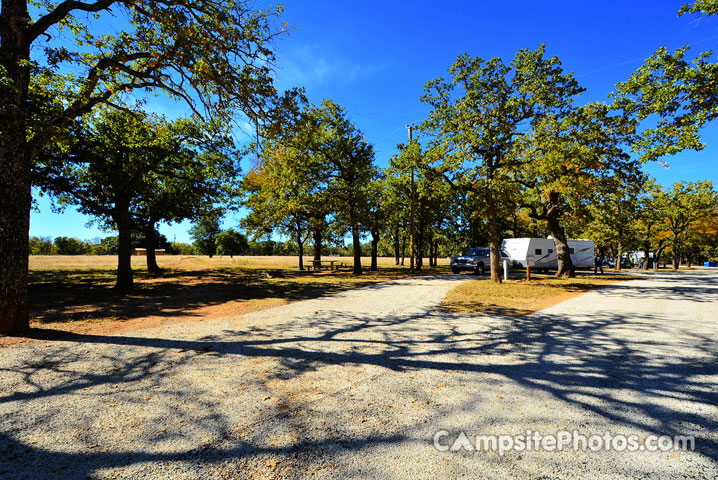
[370,229,379,271]
[415,225,423,270]
[616,241,623,272]
[313,228,322,265]
[671,234,681,271]
[400,233,406,266]
[296,229,304,271]
[145,222,162,274]
[115,210,134,292]
[0,2,32,333]
[653,247,664,271]
[485,189,502,283]
[393,226,400,265]
[0,126,31,334]
[428,237,434,267]
[351,224,362,275]
[545,208,575,278]
[433,239,439,267]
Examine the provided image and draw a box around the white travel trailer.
[502,237,595,270]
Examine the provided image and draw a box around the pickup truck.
[450,247,511,275]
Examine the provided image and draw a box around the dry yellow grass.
[442,273,637,317]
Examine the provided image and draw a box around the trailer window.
[548,249,553,253]
[535,249,542,255]
[569,248,575,254]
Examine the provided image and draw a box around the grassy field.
[24,255,448,338]
[442,272,638,317]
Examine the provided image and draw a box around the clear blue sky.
[30,0,718,243]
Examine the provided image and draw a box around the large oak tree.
[421,46,583,282]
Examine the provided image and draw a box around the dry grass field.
[29,254,449,271]
[20,255,449,342]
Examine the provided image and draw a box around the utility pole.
[407,124,415,272]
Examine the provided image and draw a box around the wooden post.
[526,265,531,281]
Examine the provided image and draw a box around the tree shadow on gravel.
[27,267,423,325]
[2,274,717,477]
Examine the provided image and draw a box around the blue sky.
[31,0,718,243]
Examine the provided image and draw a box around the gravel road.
[1,271,716,479]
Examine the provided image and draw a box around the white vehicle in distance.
[502,237,594,271]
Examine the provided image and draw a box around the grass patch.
[442,273,639,317]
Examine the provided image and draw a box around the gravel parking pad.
[1,272,716,479]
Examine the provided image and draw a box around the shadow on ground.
[3,271,717,478]
[28,267,441,324]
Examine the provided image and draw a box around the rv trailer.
[502,238,594,270]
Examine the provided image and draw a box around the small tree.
[216,229,250,257]
[661,181,717,270]
[310,100,377,275]
[190,213,223,258]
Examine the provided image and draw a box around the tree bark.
[485,188,502,283]
[616,241,623,272]
[546,215,575,278]
[415,224,423,270]
[400,233,406,266]
[428,237,434,267]
[145,222,162,274]
[351,224,362,275]
[115,210,134,292]
[393,226,400,265]
[370,229,379,271]
[296,229,304,271]
[0,1,32,333]
[313,228,322,265]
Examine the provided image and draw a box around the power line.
[576,34,718,78]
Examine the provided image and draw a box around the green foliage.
[20,0,288,148]
[37,108,238,240]
[242,95,330,255]
[53,236,90,255]
[190,212,223,257]
[216,229,250,256]
[421,45,584,280]
[613,2,718,164]
[170,242,194,255]
[29,236,54,255]
[678,1,718,16]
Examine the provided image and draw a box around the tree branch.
[28,0,120,44]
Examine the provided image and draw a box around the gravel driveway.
[1,271,716,479]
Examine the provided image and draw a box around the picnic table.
[309,259,346,271]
